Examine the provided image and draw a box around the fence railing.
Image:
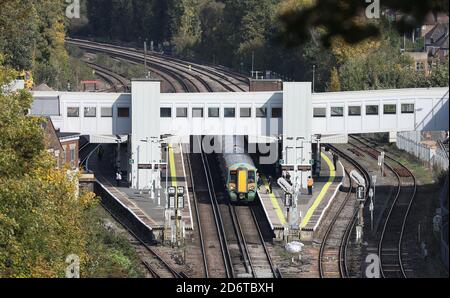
[396,133,449,171]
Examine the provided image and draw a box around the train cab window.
[271,108,282,118]
[101,107,113,117]
[366,105,379,115]
[255,108,267,118]
[331,107,344,117]
[348,106,361,116]
[248,171,255,183]
[118,107,130,118]
[192,108,204,118]
[176,107,188,118]
[240,108,251,118]
[84,107,96,118]
[224,108,236,118]
[229,170,237,183]
[383,104,397,115]
[313,107,326,118]
[67,107,79,117]
[401,103,415,114]
[208,107,220,118]
[160,108,172,118]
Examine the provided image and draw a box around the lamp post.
[312,64,316,93]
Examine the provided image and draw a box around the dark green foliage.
[74,0,448,91]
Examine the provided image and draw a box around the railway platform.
[258,149,344,241]
[88,143,193,242]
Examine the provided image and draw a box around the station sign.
[154,164,167,170]
[281,165,295,171]
[138,163,167,170]
[138,164,152,169]
[297,165,312,171]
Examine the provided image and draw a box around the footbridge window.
[176,107,188,118]
[208,107,220,118]
[192,108,204,118]
[160,108,172,118]
[271,108,282,118]
[313,107,326,118]
[84,107,96,118]
[255,108,267,118]
[331,107,344,117]
[366,105,379,115]
[348,106,361,116]
[67,107,80,117]
[224,108,236,118]
[240,108,251,118]
[383,104,397,115]
[401,103,415,114]
[101,107,113,117]
[118,107,130,118]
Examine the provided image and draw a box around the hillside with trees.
[71,0,448,91]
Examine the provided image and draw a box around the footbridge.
[31,81,449,190]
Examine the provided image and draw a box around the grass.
[82,206,146,278]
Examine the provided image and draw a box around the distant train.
[217,136,257,203]
[17,71,33,89]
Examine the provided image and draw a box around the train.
[217,136,258,203]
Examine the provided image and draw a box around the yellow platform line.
[300,152,336,229]
[260,175,286,225]
[168,144,177,187]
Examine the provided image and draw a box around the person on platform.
[257,173,263,190]
[267,176,273,194]
[116,171,122,187]
[307,176,314,195]
[332,153,339,171]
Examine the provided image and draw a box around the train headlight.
[249,186,255,191]
[230,186,235,191]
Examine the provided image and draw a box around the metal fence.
[396,132,449,171]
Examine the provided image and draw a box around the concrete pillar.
[389,131,397,143]
[282,82,313,191]
[131,79,161,190]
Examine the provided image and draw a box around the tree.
[328,67,341,91]
[278,0,449,47]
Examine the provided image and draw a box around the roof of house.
[425,23,449,44]
[56,132,80,141]
[32,84,55,91]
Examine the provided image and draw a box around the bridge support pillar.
[130,79,162,190]
[282,82,313,194]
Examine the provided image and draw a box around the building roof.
[425,23,449,44]
[32,84,54,91]
[56,132,80,141]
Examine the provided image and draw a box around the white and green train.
[218,136,258,203]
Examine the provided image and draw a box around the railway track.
[185,141,230,278]
[349,135,417,278]
[83,61,130,92]
[101,202,187,278]
[66,38,247,93]
[323,145,372,278]
[187,136,278,278]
